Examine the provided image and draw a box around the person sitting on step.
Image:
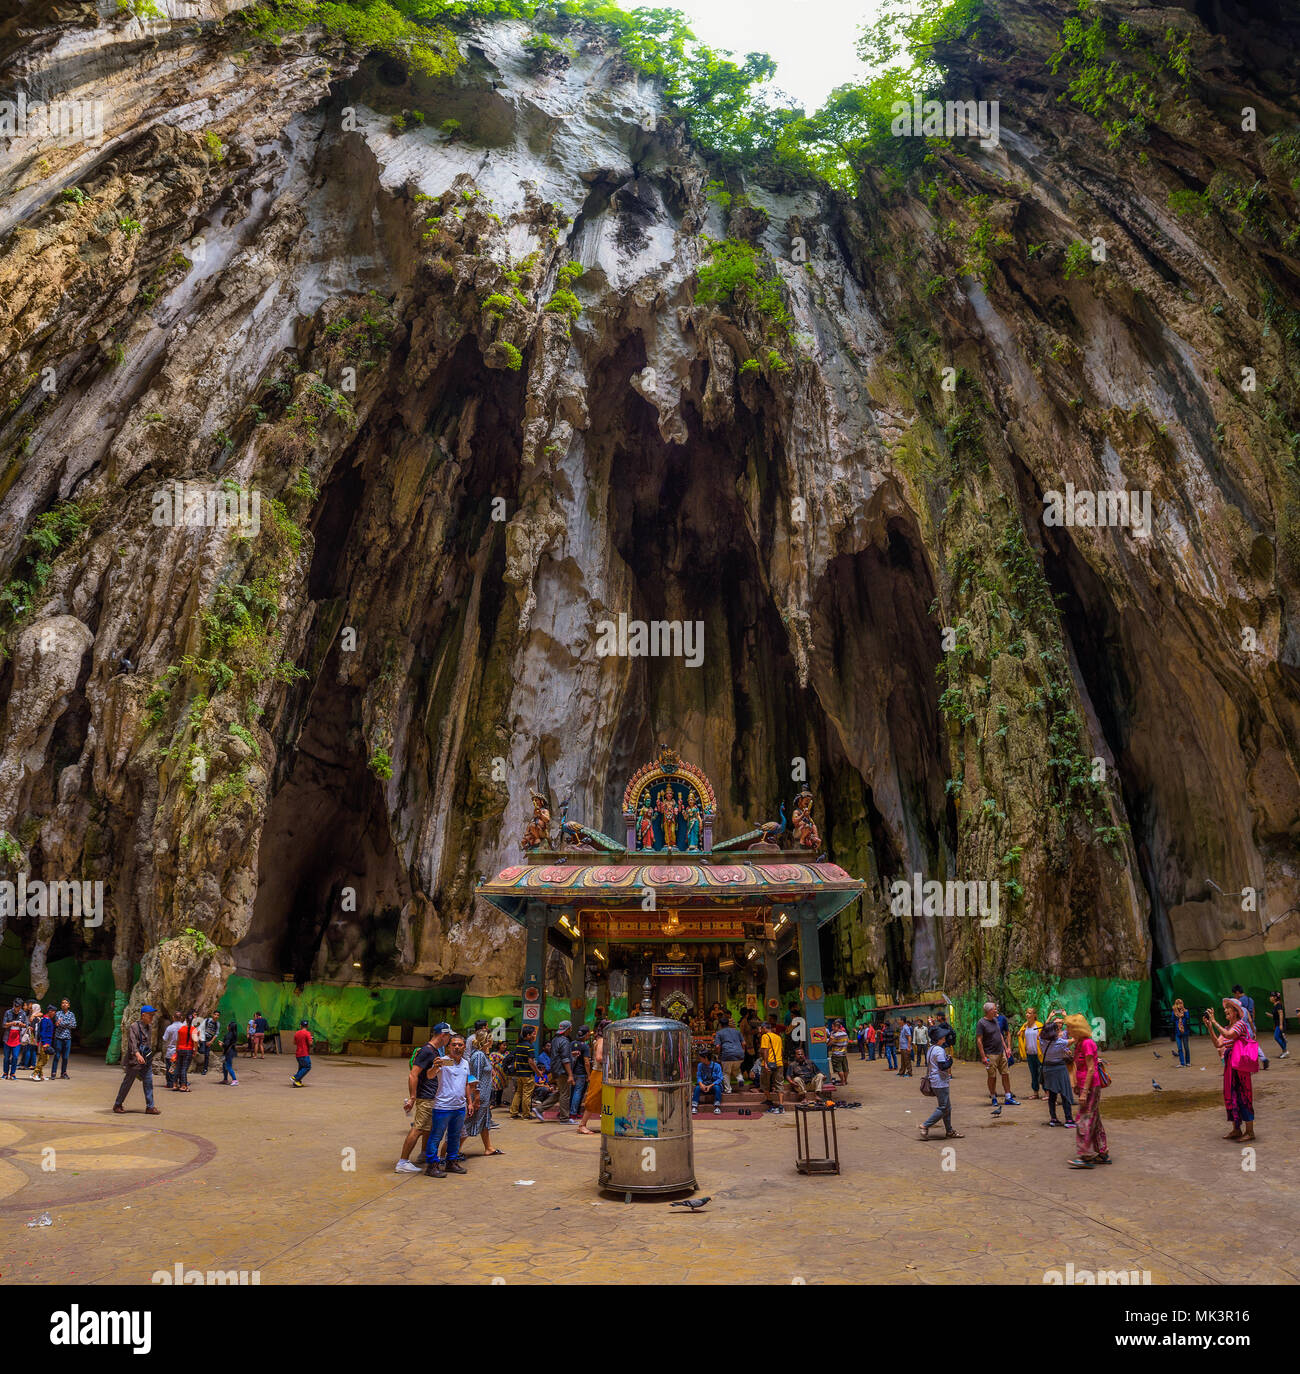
[786,1047,826,1103]
[691,1052,725,1115]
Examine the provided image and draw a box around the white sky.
[632,0,876,111]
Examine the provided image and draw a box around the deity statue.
[656,787,680,848]
[682,790,702,851]
[522,791,551,850]
[791,790,821,851]
[636,799,655,851]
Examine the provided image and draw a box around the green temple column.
[797,900,829,1075]
[522,899,548,1035]
[569,925,586,1027]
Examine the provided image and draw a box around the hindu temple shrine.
[477,747,865,1072]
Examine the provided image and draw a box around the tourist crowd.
[861,985,1282,1163]
[2,997,77,1079]
[16,975,1284,1178]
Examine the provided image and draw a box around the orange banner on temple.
[581,914,751,941]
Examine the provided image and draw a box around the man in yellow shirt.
[760,1018,786,1115]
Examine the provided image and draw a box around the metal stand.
[793,1102,840,1175]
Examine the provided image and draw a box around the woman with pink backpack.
[1205,997,1259,1142]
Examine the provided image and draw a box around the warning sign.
[523,1004,540,1022]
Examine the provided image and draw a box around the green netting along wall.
[947,974,1150,1057]
[0,935,126,1049]
[1154,947,1300,1018]
[826,993,877,1026]
[12,937,1295,1057]
[216,976,461,1046]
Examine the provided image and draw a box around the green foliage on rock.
[1062,240,1092,280]
[239,0,981,194]
[0,500,97,649]
[694,237,791,338]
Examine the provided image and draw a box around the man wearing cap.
[396,1023,452,1173]
[533,1019,574,1120]
[113,1005,161,1114]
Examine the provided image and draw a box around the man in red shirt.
[174,1013,195,1091]
[291,1021,314,1087]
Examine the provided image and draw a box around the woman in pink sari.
[1205,998,1256,1141]
[1064,1014,1110,1168]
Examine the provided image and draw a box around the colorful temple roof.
[478,747,865,930]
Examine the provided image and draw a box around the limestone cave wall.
[0,0,1296,1042]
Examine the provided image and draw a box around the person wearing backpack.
[220,1016,239,1086]
[1064,1014,1110,1168]
[1206,998,1257,1142]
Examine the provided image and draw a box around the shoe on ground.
[395,1160,422,1173]
[424,1164,445,1178]
[1004,1094,1020,1105]
[713,1106,722,1114]
[691,1106,697,1113]
[112,1104,125,1113]
[1281,1051,1291,1059]
[530,1106,545,1120]
[446,1162,467,1174]
[145,1106,161,1115]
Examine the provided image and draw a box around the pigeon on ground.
[1152,1079,1162,1091]
[990,1105,1003,1117]
[670,1196,711,1211]
[1153,1050,1161,1058]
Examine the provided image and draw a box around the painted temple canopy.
[476,747,865,929]
[476,859,863,926]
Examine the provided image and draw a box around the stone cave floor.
[1,1044,1296,1285]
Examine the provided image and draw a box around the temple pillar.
[569,929,587,1026]
[797,900,829,1075]
[522,900,548,1036]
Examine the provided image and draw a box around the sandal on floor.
[1067,1156,1095,1169]
[483,1148,504,1156]
[944,1130,964,1138]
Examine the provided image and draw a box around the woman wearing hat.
[1205,998,1258,1141]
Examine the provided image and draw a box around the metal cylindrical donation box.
[598,1015,696,1197]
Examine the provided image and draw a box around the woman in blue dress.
[462,1028,504,1156]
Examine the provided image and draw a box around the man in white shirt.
[424,1035,479,1178]
[162,1014,184,1090]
